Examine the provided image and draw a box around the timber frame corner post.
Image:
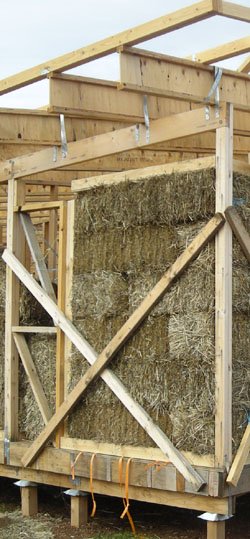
[215,102,233,470]
[4,178,26,445]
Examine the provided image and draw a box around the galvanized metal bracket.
[52,146,58,163]
[60,114,68,158]
[14,480,37,488]
[204,66,223,120]
[64,489,88,497]
[198,512,233,522]
[4,433,10,465]
[143,95,150,144]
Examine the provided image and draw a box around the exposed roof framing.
[187,36,250,64]
[0,0,249,96]
[238,55,250,73]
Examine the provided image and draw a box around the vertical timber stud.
[4,178,25,443]
[64,199,75,438]
[207,521,225,539]
[55,202,67,445]
[215,103,233,470]
[15,481,38,517]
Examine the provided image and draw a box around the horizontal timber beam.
[0,105,228,181]
[72,156,216,192]
[0,441,222,497]
[60,437,215,467]
[72,157,250,192]
[119,47,250,111]
[216,0,250,22]
[0,0,216,95]
[0,465,234,514]
[187,36,250,64]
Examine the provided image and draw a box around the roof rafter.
[238,55,250,73]
[214,0,250,22]
[187,36,250,64]
[0,0,219,96]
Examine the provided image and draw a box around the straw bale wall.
[67,167,250,454]
[18,289,56,440]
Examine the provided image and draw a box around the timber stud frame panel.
[0,2,250,538]
[1,101,250,539]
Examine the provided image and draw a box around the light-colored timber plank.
[12,326,57,333]
[20,486,38,517]
[72,156,216,192]
[215,104,233,469]
[187,36,250,64]
[13,333,52,424]
[226,424,250,487]
[207,521,225,539]
[232,160,250,174]
[0,0,216,95]
[60,437,215,467]
[55,201,67,444]
[216,0,250,22]
[119,47,250,112]
[4,180,25,440]
[238,55,250,73]
[6,442,215,495]
[19,212,56,301]
[15,201,62,212]
[0,105,227,181]
[225,206,250,263]
[3,213,224,485]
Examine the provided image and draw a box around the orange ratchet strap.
[119,457,136,535]
[90,453,97,517]
[71,451,84,481]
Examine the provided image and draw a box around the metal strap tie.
[52,146,58,162]
[143,95,150,144]
[4,434,10,465]
[135,124,140,144]
[60,114,68,158]
[204,66,223,120]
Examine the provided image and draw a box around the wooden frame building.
[0,2,250,538]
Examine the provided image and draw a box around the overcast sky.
[0,0,249,108]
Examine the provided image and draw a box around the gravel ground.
[0,479,250,538]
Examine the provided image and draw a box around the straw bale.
[74,168,216,234]
[72,271,128,320]
[74,224,178,273]
[19,284,54,326]
[19,335,56,440]
[68,314,171,446]
[232,314,250,450]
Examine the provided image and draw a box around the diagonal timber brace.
[2,213,224,489]
[13,333,52,424]
[20,212,57,301]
